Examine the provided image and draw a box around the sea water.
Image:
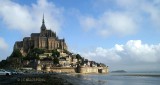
[71,73,160,85]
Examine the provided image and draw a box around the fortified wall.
[48,67,76,73]
[37,65,109,74]
[79,67,109,74]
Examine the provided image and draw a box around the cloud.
[82,47,122,63]
[0,0,63,35]
[81,40,160,71]
[80,11,137,37]
[141,1,160,28]
[116,0,160,28]
[124,40,160,63]
[0,37,8,60]
[0,37,8,50]
[80,16,96,31]
[80,0,160,37]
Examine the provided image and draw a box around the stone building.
[14,15,67,56]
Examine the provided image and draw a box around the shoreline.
[0,72,160,85]
[107,72,160,77]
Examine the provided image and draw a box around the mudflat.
[0,73,73,85]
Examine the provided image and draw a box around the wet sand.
[0,73,103,85]
[0,73,73,85]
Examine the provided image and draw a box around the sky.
[0,0,160,72]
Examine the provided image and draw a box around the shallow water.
[71,73,160,85]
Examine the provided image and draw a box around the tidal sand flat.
[0,72,160,85]
[0,73,73,85]
[65,73,160,85]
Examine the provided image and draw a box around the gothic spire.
[42,14,45,24]
[41,14,46,31]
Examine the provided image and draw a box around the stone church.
[14,16,67,56]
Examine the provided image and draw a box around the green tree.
[7,49,23,69]
[32,48,44,54]
[100,63,106,67]
[10,49,23,58]
[52,49,60,57]
[9,58,22,69]
[76,54,82,60]
[81,57,85,65]
[7,49,24,69]
[25,48,43,60]
[0,60,9,68]
[53,57,59,64]
[26,52,40,60]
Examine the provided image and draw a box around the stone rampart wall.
[49,67,76,73]
[80,67,108,74]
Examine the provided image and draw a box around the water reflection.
[72,73,160,85]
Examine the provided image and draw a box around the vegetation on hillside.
[10,49,23,58]
[0,49,23,69]
[52,49,60,57]
[24,48,44,60]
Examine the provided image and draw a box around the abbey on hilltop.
[1,15,108,74]
[14,15,67,56]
